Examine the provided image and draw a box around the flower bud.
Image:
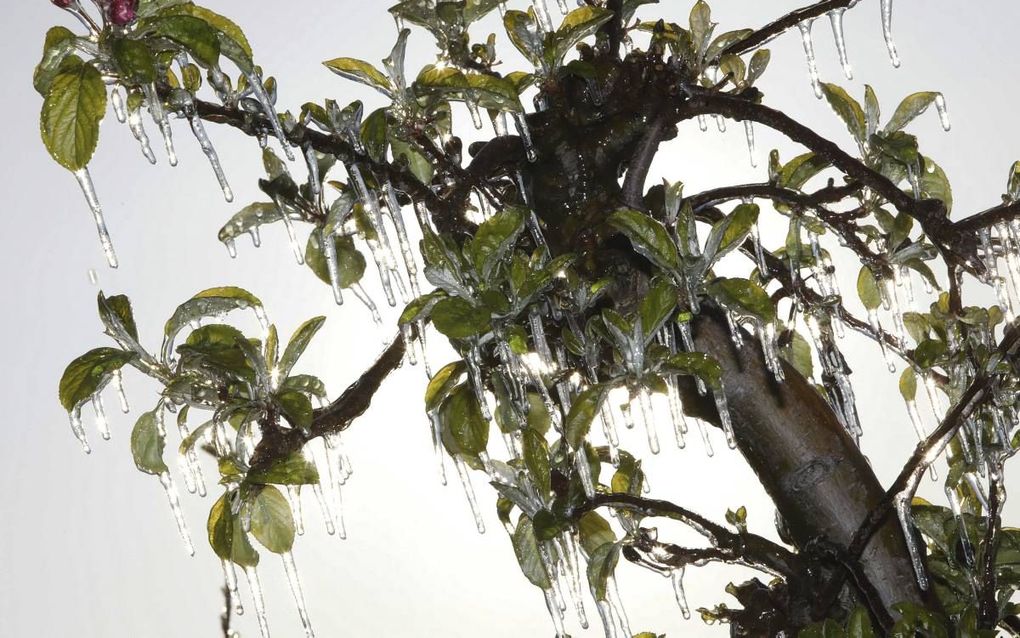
[107,0,137,26]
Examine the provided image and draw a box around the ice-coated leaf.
[780,329,813,379]
[504,9,544,67]
[468,207,526,282]
[279,375,327,402]
[884,91,940,134]
[856,266,882,311]
[586,541,621,601]
[147,15,221,67]
[360,107,389,163]
[431,297,491,340]
[247,450,320,486]
[208,491,260,567]
[565,383,609,449]
[512,516,551,589]
[111,38,157,84]
[34,26,77,96]
[778,152,829,191]
[899,366,917,401]
[639,279,678,340]
[920,156,953,213]
[277,390,313,430]
[439,384,489,457]
[130,410,168,475]
[157,3,253,69]
[701,203,759,269]
[59,348,136,411]
[399,290,447,325]
[324,57,393,97]
[688,0,714,57]
[305,232,367,290]
[41,59,106,171]
[250,485,295,554]
[545,6,614,69]
[163,287,264,360]
[746,49,771,85]
[218,203,283,243]
[425,361,467,412]
[98,292,139,343]
[663,351,722,389]
[708,277,775,323]
[847,607,877,638]
[278,316,326,380]
[522,427,551,496]
[608,208,680,275]
[464,0,505,24]
[821,82,866,145]
[578,511,616,556]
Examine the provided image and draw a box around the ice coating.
[142,84,177,166]
[69,407,92,454]
[880,0,901,68]
[127,103,158,164]
[671,567,691,619]
[797,20,823,99]
[243,69,296,161]
[92,393,110,441]
[743,121,757,168]
[186,104,234,202]
[384,181,422,298]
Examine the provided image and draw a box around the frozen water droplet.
[880,0,901,68]
[934,93,951,131]
[111,86,127,123]
[743,121,757,167]
[714,114,727,132]
[544,589,568,637]
[112,369,130,413]
[697,114,709,132]
[127,103,158,165]
[637,387,660,454]
[351,283,382,325]
[73,168,119,269]
[87,268,99,286]
[158,471,195,556]
[221,559,245,616]
[69,407,92,454]
[797,20,824,100]
[225,238,237,259]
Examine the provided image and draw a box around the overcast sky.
[1,1,1018,637]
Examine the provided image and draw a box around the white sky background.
[1,1,1019,636]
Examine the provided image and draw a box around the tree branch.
[978,461,1006,629]
[718,0,862,61]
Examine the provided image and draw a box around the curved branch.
[718,0,862,61]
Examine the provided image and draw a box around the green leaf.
[778,153,829,191]
[899,367,917,401]
[324,57,393,97]
[112,38,157,84]
[663,351,722,389]
[130,410,168,475]
[503,9,544,67]
[512,516,551,589]
[468,207,526,281]
[158,3,253,69]
[701,203,759,269]
[249,485,295,554]
[98,292,140,343]
[846,607,876,638]
[884,91,941,134]
[689,0,714,58]
[277,390,313,430]
[399,290,447,325]
[59,348,136,411]
[207,491,260,567]
[439,384,489,457]
[578,511,616,556]
[708,277,775,323]
[857,266,882,311]
[218,203,283,243]
[522,428,551,496]
[148,15,221,67]
[781,329,814,379]
[913,339,946,369]
[278,316,326,380]
[546,7,614,69]
[305,232,367,291]
[608,208,679,275]
[746,49,771,85]
[248,451,320,486]
[390,135,434,185]
[920,156,953,214]
[821,83,866,145]
[431,297,491,339]
[565,384,609,449]
[34,26,77,96]
[41,60,106,171]
[587,542,621,601]
[639,279,678,339]
[360,107,389,164]
[425,361,467,412]
[864,85,881,137]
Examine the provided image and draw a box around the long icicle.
[243,566,271,638]
[453,455,486,534]
[68,406,92,454]
[73,168,119,268]
[671,567,691,619]
[158,471,195,556]
[880,0,901,68]
[281,552,316,638]
[142,84,177,166]
[186,99,234,202]
[244,69,295,161]
[828,8,853,79]
[797,19,824,99]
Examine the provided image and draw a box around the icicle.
[934,94,951,131]
[286,485,306,536]
[427,411,448,486]
[671,567,691,619]
[539,542,568,615]
[606,577,633,637]
[274,205,304,265]
[281,552,315,638]
[243,69,295,161]
[250,226,262,248]
[332,482,347,540]
[880,0,901,68]
[713,388,737,449]
[904,398,937,480]
[88,268,99,286]
[867,309,897,372]
[491,110,510,137]
[637,387,660,454]
[945,486,975,566]
[543,589,568,638]
[68,407,92,454]
[73,168,119,269]
[400,323,419,366]
[997,223,1020,306]
[350,165,398,306]
[797,20,824,99]
[560,533,588,628]
[895,496,928,589]
[760,322,785,381]
[979,228,1013,320]
[466,344,493,421]
[311,481,336,536]
[828,9,853,80]
[594,599,621,638]
[385,182,421,298]
[187,105,234,202]
[713,114,727,132]
[466,100,484,130]
[575,448,596,498]
[743,121,758,168]
[667,381,688,449]
[750,220,768,274]
[453,456,486,533]
[158,471,195,556]
[678,322,707,395]
[697,114,709,132]
[513,113,538,162]
[111,86,127,123]
[532,0,555,32]
[142,84,177,166]
[554,0,569,13]
[92,393,111,441]
[243,567,271,638]
[351,283,382,325]
[225,238,237,259]
[221,560,245,616]
[126,103,158,165]
[321,232,345,305]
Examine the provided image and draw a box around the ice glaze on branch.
[718,0,863,61]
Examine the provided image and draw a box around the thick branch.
[978,464,1005,629]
